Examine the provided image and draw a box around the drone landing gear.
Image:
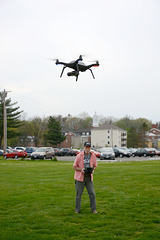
[60,66,67,77]
[89,69,95,79]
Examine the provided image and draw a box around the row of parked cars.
[98,147,160,160]
[1,146,160,160]
[0,147,78,159]
[0,147,56,159]
[74,147,160,160]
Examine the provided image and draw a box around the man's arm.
[92,154,97,173]
[73,166,85,173]
[73,155,85,173]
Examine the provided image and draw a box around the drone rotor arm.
[76,63,80,73]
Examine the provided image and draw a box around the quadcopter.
[51,55,99,81]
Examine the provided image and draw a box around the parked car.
[54,148,62,156]
[31,147,55,160]
[90,150,101,158]
[154,149,160,156]
[60,148,74,156]
[0,149,4,156]
[3,149,27,159]
[25,147,37,157]
[113,147,131,158]
[7,146,12,150]
[14,147,26,151]
[119,147,133,155]
[132,148,156,157]
[128,148,137,155]
[72,149,80,156]
[76,149,83,155]
[99,147,115,160]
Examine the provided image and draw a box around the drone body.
[53,55,99,81]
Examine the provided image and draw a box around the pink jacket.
[73,151,97,182]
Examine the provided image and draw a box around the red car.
[154,149,160,156]
[3,149,27,159]
[72,149,80,156]
[90,150,101,158]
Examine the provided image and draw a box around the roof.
[62,128,91,134]
[147,132,156,136]
[91,124,126,132]
[149,128,160,135]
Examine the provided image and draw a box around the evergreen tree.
[127,127,138,148]
[0,91,23,148]
[44,116,66,146]
[137,122,149,147]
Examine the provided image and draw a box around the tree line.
[0,91,157,149]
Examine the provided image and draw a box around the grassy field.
[0,158,160,240]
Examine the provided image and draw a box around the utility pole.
[3,89,11,153]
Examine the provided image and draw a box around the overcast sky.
[0,0,160,122]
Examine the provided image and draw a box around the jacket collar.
[81,151,92,156]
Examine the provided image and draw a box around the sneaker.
[75,211,79,214]
[92,211,98,214]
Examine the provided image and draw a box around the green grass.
[0,159,160,240]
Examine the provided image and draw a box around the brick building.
[147,125,160,148]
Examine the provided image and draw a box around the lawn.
[0,159,160,240]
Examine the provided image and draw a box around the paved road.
[56,156,160,162]
[4,156,160,162]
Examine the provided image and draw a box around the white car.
[14,147,26,151]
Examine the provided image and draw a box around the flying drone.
[51,55,99,81]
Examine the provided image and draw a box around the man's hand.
[73,166,85,173]
[81,168,85,173]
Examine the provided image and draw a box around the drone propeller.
[88,60,99,67]
[48,58,57,61]
[48,58,60,65]
[78,55,87,61]
[79,55,83,61]
[77,54,87,61]
[89,60,99,63]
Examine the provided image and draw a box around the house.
[71,129,91,148]
[58,129,91,149]
[147,127,160,148]
[91,124,127,148]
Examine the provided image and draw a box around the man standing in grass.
[73,142,98,213]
